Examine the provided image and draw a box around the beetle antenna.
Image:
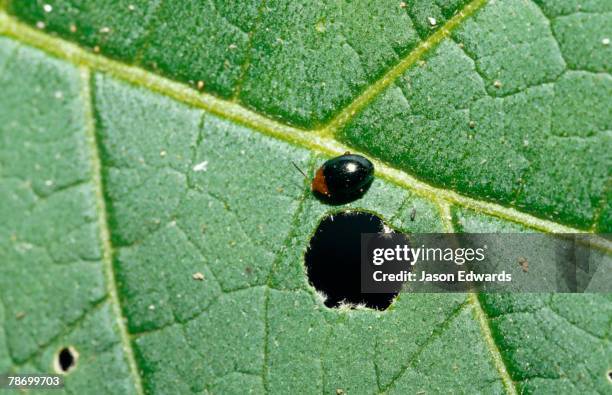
[291,161,309,179]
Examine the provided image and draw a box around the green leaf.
[6,0,473,126]
[339,0,611,231]
[0,1,610,394]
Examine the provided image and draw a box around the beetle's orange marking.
[311,168,329,196]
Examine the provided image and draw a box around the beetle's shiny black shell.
[321,154,374,201]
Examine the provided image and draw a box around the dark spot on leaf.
[56,347,77,373]
[305,211,399,310]
[607,370,612,383]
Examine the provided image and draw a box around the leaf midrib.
[0,10,607,249]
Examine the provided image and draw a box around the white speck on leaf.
[36,21,45,29]
[54,91,63,99]
[493,80,502,88]
[399,2,407,9]
[193,161,208,172]
[148,304,155,310]
[428,17,437,26]
[16,242,34,252]
[128,4,136,11]
[228,43,238,50]
[45,180,53,186]
[192,272,205,281]
[160,150,167,157]
[100,27,111,34]
[602,38,610,46]
[43,4,53,13]
[315,20,326,33]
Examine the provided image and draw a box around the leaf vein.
[81,67,144,395]
[322,0,489,135]
[2,10,610,246]
[469,293,519,395]
[379,299,470,393]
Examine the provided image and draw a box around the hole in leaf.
[608,370,612,383]
[305,211,400,310]
[55,346,78,373]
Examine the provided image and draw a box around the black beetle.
[309,152,374,204]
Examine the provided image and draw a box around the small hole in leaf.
[608,370,612,383]
[55,346,78,373]
[305,211,400,310]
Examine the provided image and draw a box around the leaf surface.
[0,1,611,394]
